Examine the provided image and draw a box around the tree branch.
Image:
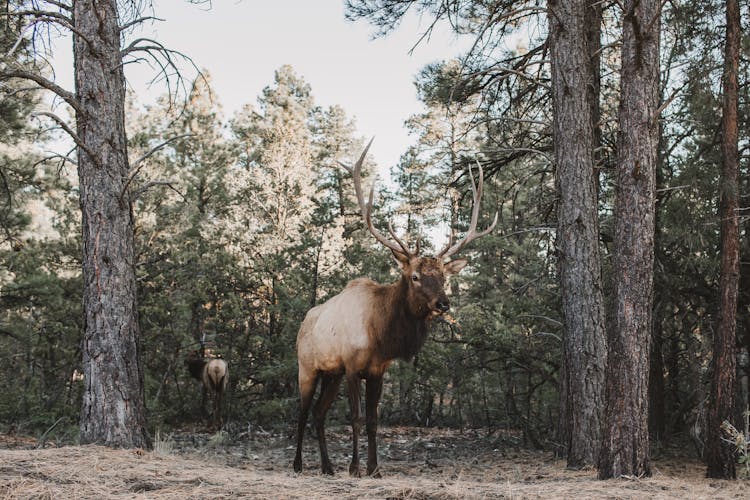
[30,111,98,167]
[121,133,193,201]
[119,16,166,32]
[40,0,72,11]
[0,69,82,115]
[2,9,92,45]
[34,150,78,170]
[129,134,193,172]
[119,37,204,113]
[130,180,182,202]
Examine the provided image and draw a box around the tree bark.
[549,0,607,468]
[706,0,740,480]
[76,0,150,448]
[599,0,660,479]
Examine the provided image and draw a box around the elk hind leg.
[346,372,363,477]
[365,374,384,477]
[213,388,223,430]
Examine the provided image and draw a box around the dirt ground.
[1,426,748,499]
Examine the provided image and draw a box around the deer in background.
[185,348,228,430]
[293,140,497,477]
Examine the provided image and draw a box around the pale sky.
[51,1,470,172]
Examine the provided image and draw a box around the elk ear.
[444,258,468,275]
[391,249,411,269]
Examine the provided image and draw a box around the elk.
[293,140,497,477]
[185,350,229,429]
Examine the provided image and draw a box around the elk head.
[340,139,498,319]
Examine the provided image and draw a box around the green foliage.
[2,0,749,453]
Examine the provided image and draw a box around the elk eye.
[411,274,420,282]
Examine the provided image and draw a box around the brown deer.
[185,350,229,429]
[293,140,497,476]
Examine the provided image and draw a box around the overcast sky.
[50,1,470,172]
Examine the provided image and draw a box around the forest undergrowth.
[1,427,747,499]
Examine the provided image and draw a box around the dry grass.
[1,427,748,499]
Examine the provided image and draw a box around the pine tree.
[599,0,661,479]
[548,0,606,468]
[705,0,740,479]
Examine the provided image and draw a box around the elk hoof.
[367,465,382,478]
[349,462,361,477]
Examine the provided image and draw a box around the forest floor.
[0,426,748,499]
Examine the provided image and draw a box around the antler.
[437,161,499,260]
[339,139,415,257]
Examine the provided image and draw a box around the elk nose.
[436,300,450,313]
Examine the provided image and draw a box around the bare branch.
[40,1,72,11]
[0,69,82,115]
[33,151,78,170]
[119,37,204,114]
[30,111,98,166]
[652,81,686,126]
[3,9,91,45]
[5,23,34,58]
[121,134,192,201]
[129,134,192,171]
[130,180,182,202]
[119,16,165,33]
[2,9,72,25]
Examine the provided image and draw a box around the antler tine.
[438,161,499,259]
[387,221,413,256]
[341,138,413,257]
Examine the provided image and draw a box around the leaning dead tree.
[0,0,201,448]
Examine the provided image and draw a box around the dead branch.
[40,0,72,11]
[2,9,91,45]
[119,37,203,112]
[30,111,98,167]
[0,69,82,116]
[130,180,182,202]
[121,133,193,201]
[129,134,193,172]
[119,16,166,32]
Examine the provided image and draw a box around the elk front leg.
[313,373,342,475]
[293,372,318,473]
[346,373,362,477]
[365,374,384,477]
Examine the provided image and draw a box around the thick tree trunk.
[599,0,660,479]
[76,0,150,448]
[549,0,606,468]
[706,0,740,480]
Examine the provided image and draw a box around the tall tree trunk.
[549,0,606,468]
[76,0,150,448]
[599,0,660,479]
[706,0,740,480]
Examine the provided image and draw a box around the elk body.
[186,351,228,429]
[293,141,497,477]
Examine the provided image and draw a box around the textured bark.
[549,0,606,468]
[599,0,660,479]
[706,0,740,480]
[76,0,150,448]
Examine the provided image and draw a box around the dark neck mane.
[375,276,430,361]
